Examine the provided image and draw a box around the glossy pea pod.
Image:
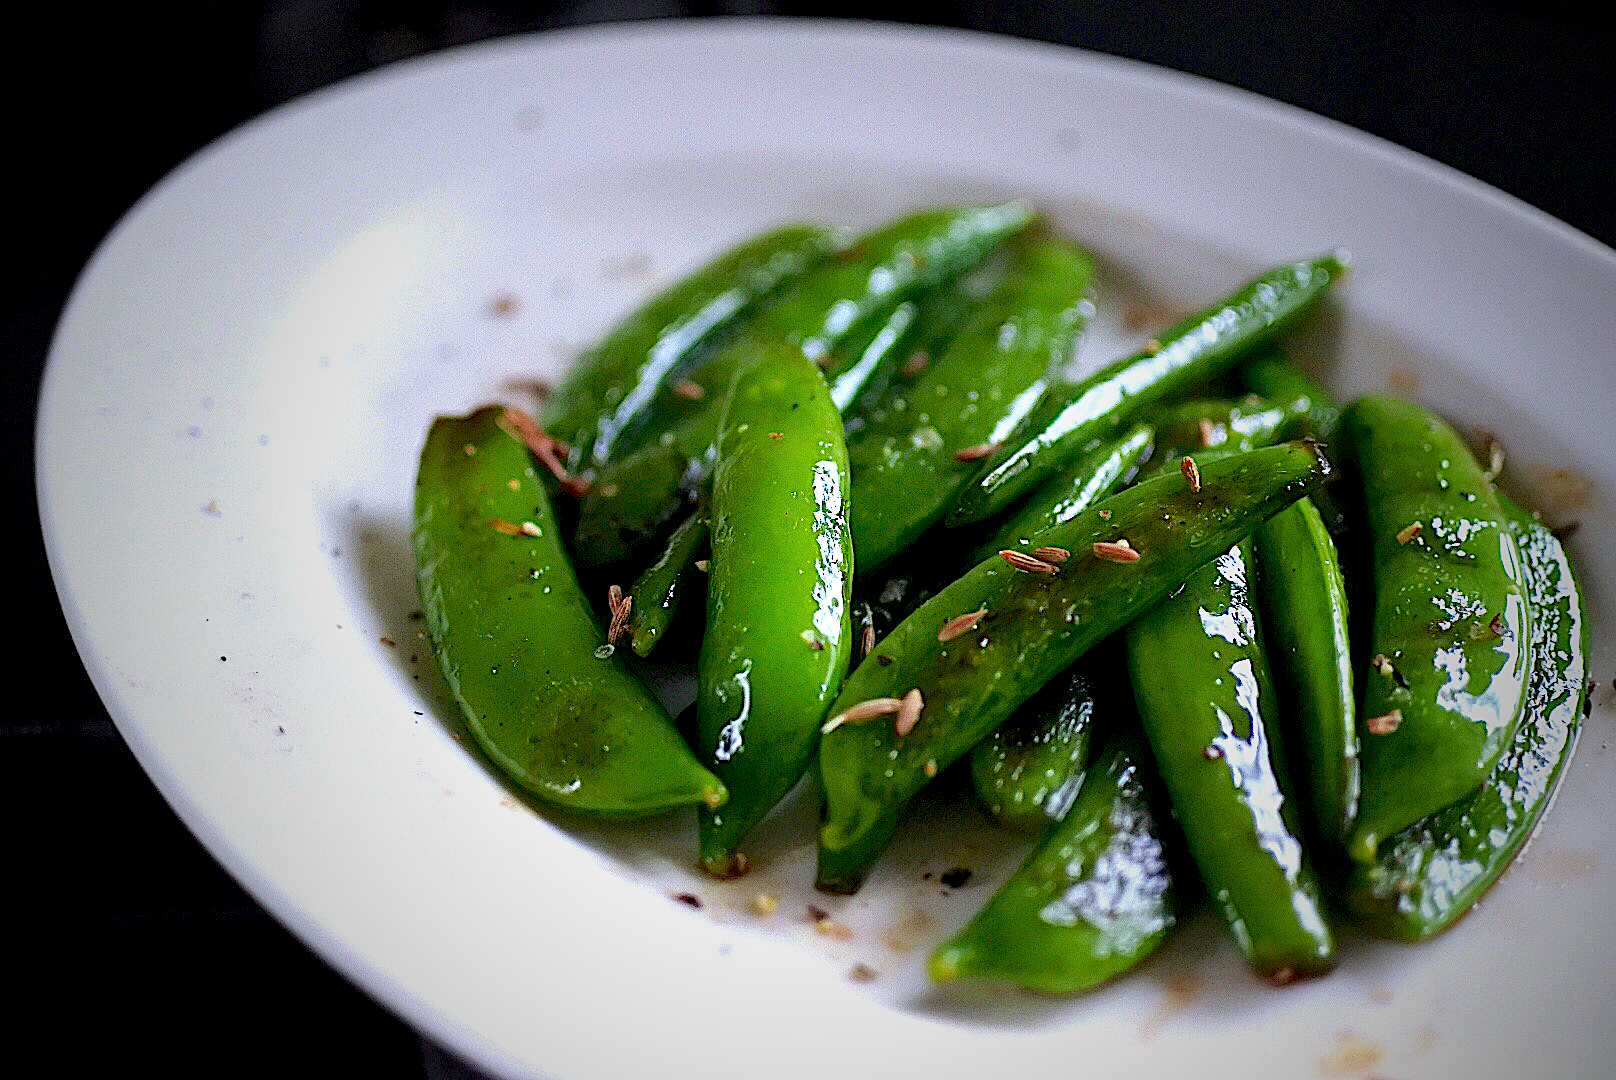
[573,203,1037,570]
[542,224,850,470]
[694,343,855,876]
[816,441,1334,893]
[412,406,724,816]
[1344,491,1588,939]
[847,237,1097,570]
[948,254,1347,526]
[1237,348,1340,441]
[626,507,709,658]
[1125,537,1336,981]
[931,730,1183,993]
[1342,395,1533,864]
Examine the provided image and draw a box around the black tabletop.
[15,3,1614,1077]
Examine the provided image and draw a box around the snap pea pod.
[627,507,709,658]
[694,343,854,876]
[947,254,1347,526]
[1252,495,1358,846]
[574,203,1038,570]
[413,406,724,816]
[931,731,1182,992]
[966,422,1154,566]
[847,237,1096,570]
[1238,352,1353,537]
[967,645,1116,832]
[1342,395,1533,864]
[816,441,1334,893]
[1126,538,1336,980]
[543,224,850,469]
[1344,492,1588,939]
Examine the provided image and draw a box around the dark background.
[12,2,1613,1076]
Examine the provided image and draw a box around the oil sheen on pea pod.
[543,224,850,469]
[1126,539,1336,981]
[947,254,1348,526]
[413,406,724,816]
[1342,395,1533,865]
[816,441,1334,894]
[694,343,854,877]
[574,202,1038,570]
[847,237,1096,570]
[1252,496,1358,847]
[1344,491,1588,940]
[627,507,709,658]
[931,732,1182,992]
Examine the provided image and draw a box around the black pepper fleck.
[940,867,972,888]
[673,893,701,909]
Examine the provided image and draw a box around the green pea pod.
[542,224,849,467]
[1237,349,1340,441]
[931,732,1182,992]
[848,238,1097,569]
[1252,496,1358,846]
[574,203,1038,570]
[1342,395,1533,864]
[816,441,1334,893]
[1126,538,1336,980]
[968,647,1115,831]
[413,406,724,816]
[967,422,1155,565]
[948,254,1347,526]
[627,508,710,658]
[1344,492,1588,939]
[695,343,855,875]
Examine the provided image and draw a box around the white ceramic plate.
[40,18,1616,1080]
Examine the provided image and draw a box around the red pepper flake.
[894,688,924,737]
[1396,522,1424,544]
[999,549,1060,575]
[672,380,706,401]
[822,697,904,734]
[953,442,1001,464]
[1032,545,1070,564]
[937,608,988,643]
[1181,456,1203,493]
[1366,710,1403,735]
[902,351,931,377]
[1092,539,1141,563]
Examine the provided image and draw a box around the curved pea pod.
[1237,348,1340,440]
[931,732,1182,992]
[968,648,1116,832]
[1252,496,1359,846]
[967,422,1154,566]
[948,254,1348,526]
[816,441,1334,894]
[543,224,851,469]
[1342,395,1533,864]
[1344,492,1588,939]
[626,508,709,658]
[1126,539,1336,980]
[573,203,1038,570]
[413,406,725,816]
[694,343,854,876]
[848,237,1097,570]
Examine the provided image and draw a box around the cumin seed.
[1032,546,1070,564]
[1366,710,1403,735]
[999,549,1059,574]
[822,697,904,734]
[1397,522,1423,544]
[1092,539,1141,563]
[938,608,988,642]
[894,688,924,737]
[1181,456,1202,493]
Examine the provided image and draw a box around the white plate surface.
[39,18,1616,1080]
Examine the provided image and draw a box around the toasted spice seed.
[751,893,779,915]
[1181,456,1203,493]
[1145,338,1162,355]
[1032,545,1071,564]
[861,623,876,659]
[940,866,973,888]
[953,442,1001,464]
[1198,418,1218,448]
[938,608,989,642]
[999,549,1060,575]
[520,521,542,536]
[816,919,854,940]
[606,586,632,645]
[902,351,931,377]
[672,380,706,401]
[849,963,878,982]
[1489,613,1508,638]
[822,697,905,734]
[768,432,784,441]
[1484,435,1506,481]
[487,518,526,536]
[923,760,938,778]
[807,904,830,922]
[1098,508,1113,520]
[598,483,620,498]
[1269,968,1296,987]
[1204,745,1225,760]
[806,638,825,651]
[673,893,702,909]
[694,559,710,571]
[462,443,478,456]
[1366,710,1403,735]
[501,406,587,495]
[1397,522,1424,544]
[894,688,924,737]
[1373,654,1395,676]
[506,478,521,491]
[1093,539,1142,563]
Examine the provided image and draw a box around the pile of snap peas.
[413,202,1589,992]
